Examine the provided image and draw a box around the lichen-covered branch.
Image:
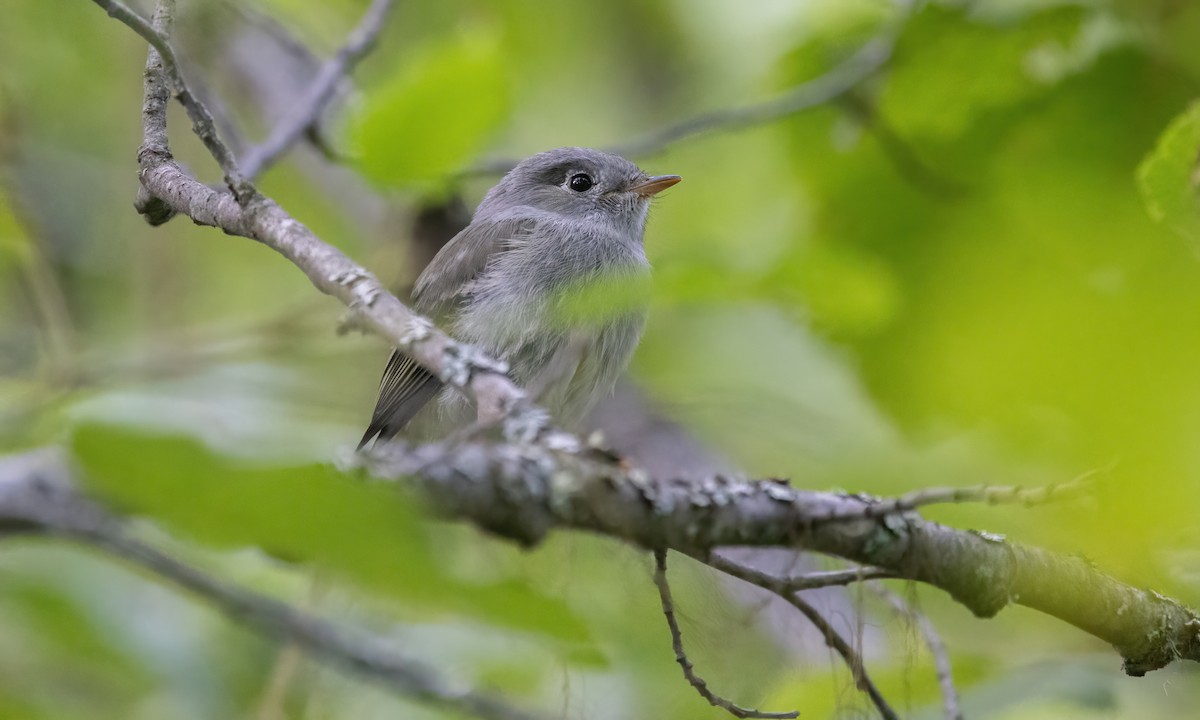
[360,440,1200,677]
[92,0,251,199]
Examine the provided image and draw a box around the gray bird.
[360,147,680,447]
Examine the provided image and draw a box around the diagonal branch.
[91,0,564,449]
[92,0,251,200]
[0,452,541,720]
[240,0,397,179]
[652,550,799,719]
[782,566,894,593]
[468,19,899,175]
[360,440,1200,678]
[809,472,1098,524]
[702,554,898,720]
[871,583,962,720]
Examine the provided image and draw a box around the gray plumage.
[360,147,680,447]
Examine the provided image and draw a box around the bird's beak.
[628,174,682,198]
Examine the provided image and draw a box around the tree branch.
[652,550,799,719]
[360,440,1200,677]
[871,583,962,720]
[469,25,896,175]
[92,0,251,200]
[809,472,1097,524]
[701,554,898,720]
[781,566,894,593]
[0,451,541,720]
[239,0,397,180]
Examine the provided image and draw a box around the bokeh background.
[4,0,1200,717]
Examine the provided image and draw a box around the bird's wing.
[359,215,537,448]
[412,213,538,317]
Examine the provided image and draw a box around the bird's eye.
[567,173,594,192]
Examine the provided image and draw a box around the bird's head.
[479,147,680,237]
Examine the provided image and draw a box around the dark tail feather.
[358,424,384,451]
[357,372,443,450]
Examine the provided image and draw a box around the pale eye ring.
[567,173,594,192]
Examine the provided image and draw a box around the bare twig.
[240,0,397,179]
[871,583,962,720]
[702,554,899,720]
[469,32,895,175]
[91,0,252,200]
[652,550,799,720]
[0,454,540,720]
[608,38,892,160]
[782,566,895,593]
[812,471,1098,524]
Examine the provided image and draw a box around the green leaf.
[1138,102,1200,246]
[879,5,1088,140]
[0,190,31,270]
[350,28,509,187]
[71,424,595,647]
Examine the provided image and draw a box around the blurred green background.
[4,0,1200,717]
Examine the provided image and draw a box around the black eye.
[568,173,594,192]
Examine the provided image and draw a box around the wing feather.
[358,214,537,448]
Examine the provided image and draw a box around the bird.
[359,147,680,448]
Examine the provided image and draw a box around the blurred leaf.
[350,27,509,187]
[71,424,594,646]
[959,659,1117,717]
[772,0,892,87]
[879,5,1088,141]
[1138,102,1200,246]
[0,190,31,269]
[787,241,900,336]
[3,580,150,684]
[760,651,993,720]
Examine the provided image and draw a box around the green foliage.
[350,28,510,189]
[0,191,31,268]
[1138,102,1200,246]
[880,4,1088,141]
[71,424,593,646]
[6,0,1200,716]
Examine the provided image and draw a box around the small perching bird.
[359,147,680,448]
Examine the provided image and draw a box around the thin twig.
[702,553,899,720]
[871,583,962,720]
[813,470,1099,524]
[240,0,397,179]
[652,550,799,720]
[0,459,541,720]
[468,33,895,175]
[90,0,252,200]
[782,566,895,594]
